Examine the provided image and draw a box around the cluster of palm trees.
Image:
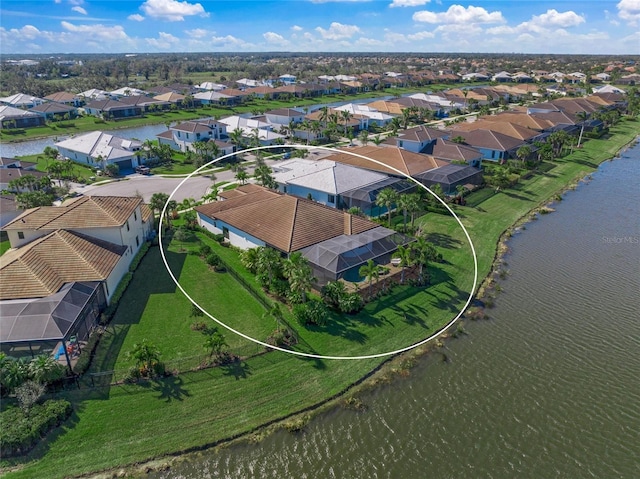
[240,247,315,305]
[374,188,423,232]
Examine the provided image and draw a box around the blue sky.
[1,0,638,55]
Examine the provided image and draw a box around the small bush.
[198,244,212,257]
[338,292,364,314]
[72,329,103,376]
[190,320,208,331]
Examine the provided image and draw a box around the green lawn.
[0,240,10,256]
[2,119,637,479]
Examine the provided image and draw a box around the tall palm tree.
[375,187,398,227]
[575,111,588,148]
[256,246,282,289]
[395,245,414,284]
[340,110,352,136]
[358,259,379,300]
[412,237,438,285]
[319,106,329,129]
[235,170,249,185]
[359,129,369,146]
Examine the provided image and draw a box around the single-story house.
[195,184,409,285]
[55,131,143,171]
[324,145,449,179]
[393,125,450,153]
[0,93,45,109]
[413,164,484,194]
[44,92,84,107]
[272,158,390,209]
[29,102,78,121]
[0,105,46,129]
[83,99,142,120]
[442,129,526,162]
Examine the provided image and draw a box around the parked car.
[135,166,151,175]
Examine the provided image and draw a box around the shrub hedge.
[0,400,72,457]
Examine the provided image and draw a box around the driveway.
[74,174,216,203]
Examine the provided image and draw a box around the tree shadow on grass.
[221,358,252,380]
[149,375,191,402]
[422,232,463,250]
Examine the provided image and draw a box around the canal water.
[150,143,640,478]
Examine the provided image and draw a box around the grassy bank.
[2,120,637,479]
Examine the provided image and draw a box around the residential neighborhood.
[0,50,638,479]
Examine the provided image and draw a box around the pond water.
[149,142,640,478]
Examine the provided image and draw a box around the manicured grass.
[2,120,637,479]
[14,154,98,183]
[0,240,11,256]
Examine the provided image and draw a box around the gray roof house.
[55,131,143,171]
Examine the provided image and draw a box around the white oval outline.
[159,144,478,360]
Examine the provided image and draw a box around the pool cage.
[341,178,416,217]
[0,281,106,370]
[300,227,413,285]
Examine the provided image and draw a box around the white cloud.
[185,28,210,38]
[128,14,145,22]
[486,9,585,36]
[263,31,289,46]
[408,30,435,40]
[413,4,505,24]
[315,22,362,40]
[69,0,84,5]
[146,31,180,49]
[61,21,129,40]
[140,0,208,22]
[390,0,430,7]
[291,25,303,31]
[209,34,253,48]
[71,6,87,15]
[617,0,640,24]
[530,9,585,28]
[356,37,385,47]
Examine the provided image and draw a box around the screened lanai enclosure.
[341,177,416,217]
[414,164,483,194]
[0,281,106,369]
[300,226,412,285]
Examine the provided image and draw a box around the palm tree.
[240,247,261,274]
[515,145,532,167]
[340,110,352,135]
[395,245,414,284]
[283,252,315,303]
[359,129,369,146]
[412,237,438,285]
[396,193,414,231]
[404,193,421,230]
[375,187,398,227]
[255,246,282,290]
[371,134,383,146]
[235,170,249,185]
[358,259,379,300]
[254,164,276,189]
[229,128,245,150]
[127,340,161,376]
[319,106,329,129]
[149,192,170,225]
[321,280,347,309]
[575,111,588,148]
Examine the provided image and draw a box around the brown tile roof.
[198,186,279,212]
[196,185,377,253]
[484,111,554,131]
[0,230,126,300]
[449,129,525,152]
[4,196,142,231]
[44,92,79,103]
[451,119,540,141]
[397,125,449,143]
[324,146,448,177]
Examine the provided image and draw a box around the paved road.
[74,173,216,203]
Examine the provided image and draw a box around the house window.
[398,141,403,147]
[222,226,229,239]
[18,231,24,240]
[126,221,130,231]
[136,236,139,247]
[134,211,137,221]
[328,194,335,204]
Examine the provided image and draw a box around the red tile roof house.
[195,185,410,285]
[0,196,154,366]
